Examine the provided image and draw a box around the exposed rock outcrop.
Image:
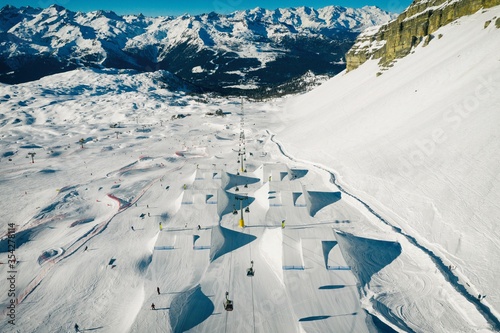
[346,0,500,71]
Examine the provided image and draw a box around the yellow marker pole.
[239,198,245,228]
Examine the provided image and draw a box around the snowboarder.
[157,287,160,295]
[151,303,156,310]
[74,323,80,332]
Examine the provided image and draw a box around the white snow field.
[0,5,499,333]
[274,5,500,332]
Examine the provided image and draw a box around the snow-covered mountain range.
[0,4,395,94]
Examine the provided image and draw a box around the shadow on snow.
[169,284,214,333]
[335,231,401,288]
[210,226,256,262]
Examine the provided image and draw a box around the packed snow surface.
[276,5,500,331]
[0,5,499,333]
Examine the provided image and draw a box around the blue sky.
[1,0,412,16]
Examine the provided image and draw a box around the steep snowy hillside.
[0,4,395,95]
[275,4,500,330]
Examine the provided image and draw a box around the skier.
[131,226,135,231]
[84,246,88,252]
[159,222,163,231]
[197,225,201,230]
[157,287,160,295]
[281,220,285,229]
[151,303,156,310]
[74,323,80,332]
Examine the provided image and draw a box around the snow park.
[0,0,499,332]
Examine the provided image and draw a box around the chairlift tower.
[28,152,36,163]
[240,151,245,172]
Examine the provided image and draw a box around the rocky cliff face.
[346,0,500,71]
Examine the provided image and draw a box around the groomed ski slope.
[275,5,500,331]
[0,6,499,333]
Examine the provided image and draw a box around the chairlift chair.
[224,291,233,311]
[224,299,233,311]
[246,260,254,276]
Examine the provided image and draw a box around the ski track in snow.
[270,132,500,331]
[10,172,165,307]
